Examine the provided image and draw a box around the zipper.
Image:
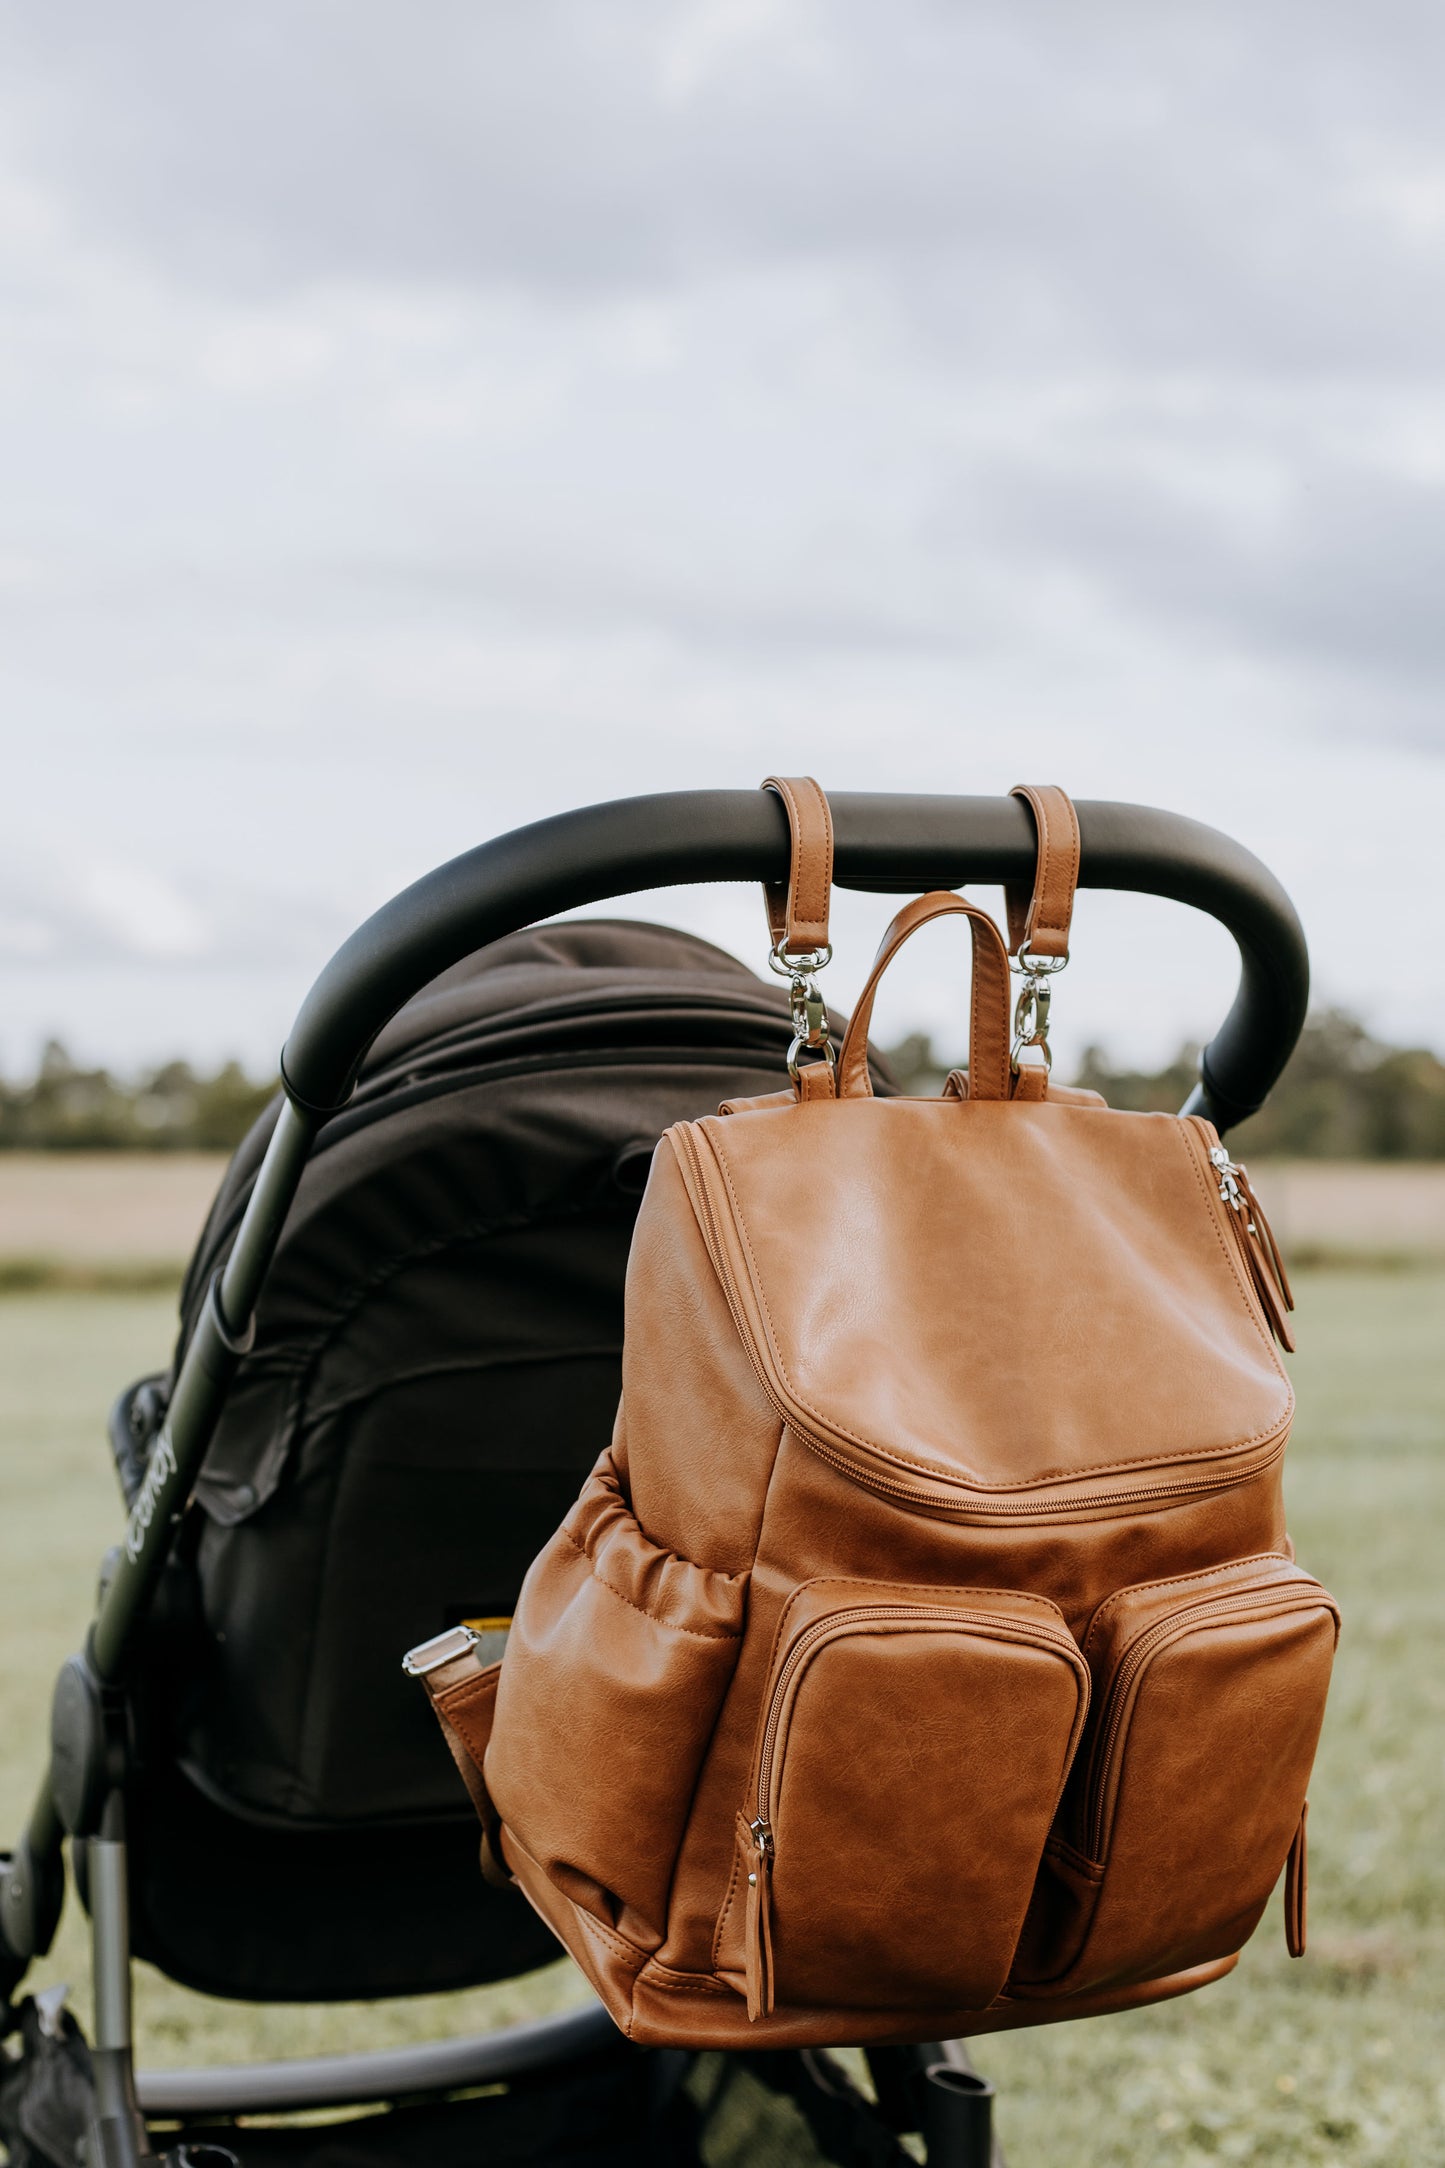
[792,1425,1286,1523]
[675,1121,1290,1523]
[752,1603,1082,1832]
[743,1602,1084,2016]
[1083,1583,1325,1858]
[742,1816,775,2021]
[1188,1122,1295,1352]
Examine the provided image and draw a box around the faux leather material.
[761,776,833,957]
[485,1454,747,1942]
[1285,1801,1309,1957]
[836,893,1012,1103]
[716,1581,1089,2012]
[673,1103,1292,1500]
[423,1653,505,1876]
[417,785,1332,2050]
[1005,782,1080,960]
[500,1813,1241,2046]
[1012,1556,1338,1996]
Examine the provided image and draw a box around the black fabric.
[163,2048,909,2168]
[0,1995,96,2168]
[110,1764,559,2002]
[116,920,893,2002]
[166,2046,703,2167]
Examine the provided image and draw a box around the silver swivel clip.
[1011,941,1067,1074]
[769,941,835,1083]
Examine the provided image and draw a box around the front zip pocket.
[721,1581,1089,2018]
[1012,1556,1339,1997]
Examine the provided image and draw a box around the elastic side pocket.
[1013,1557,1339,1997]
[720,1581,1089,2016]
[484,1452,747,1942]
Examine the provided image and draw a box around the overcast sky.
[3,1,1445,1081]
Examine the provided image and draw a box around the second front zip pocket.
[719,1581,1090,2019]
[1011,1555,1339,1998]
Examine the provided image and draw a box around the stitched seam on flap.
[704,1121,1292,1487]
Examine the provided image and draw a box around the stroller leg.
[867,2040,1003,2168]
[85,1791,156,2168]
[917,2055,997,2168]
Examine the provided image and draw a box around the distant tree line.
[0,1042,277,1151]
[4,1009,1443,1156]
[884,1008,1445,1158]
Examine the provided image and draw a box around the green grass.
[2,1278,1442,2161]
[982,1271,1445,2165]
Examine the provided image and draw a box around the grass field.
[1,1275,1442,2165]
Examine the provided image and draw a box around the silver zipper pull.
[1210,1144,1266,1235]
[401,1624,480,1677]
[1209,1144,1244,1212]
[748,1815,774,1858]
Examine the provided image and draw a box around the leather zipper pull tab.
[1210,1146,1296,1352]
[1285,1799,1308,1958]
[742,1815,775,2021]
[1245,1223,1296,1353]
[1236,1163,1295,1315]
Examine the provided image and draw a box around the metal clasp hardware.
[1010,945,1066,1074]
[1209,1145,1258,1231]
[1210,1144,1242,1207]
[401,1624,480,1677]
[768,941,835,1083]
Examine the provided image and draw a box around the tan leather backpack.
[410,779,1338,2050]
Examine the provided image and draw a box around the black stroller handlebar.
[281,789,1309,1130]
[0,786,1307,1731]
[0,783,1311,2121]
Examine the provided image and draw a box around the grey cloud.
[5,0,1445,381]
[948,443,1445,742]
[1,0,1444,1061]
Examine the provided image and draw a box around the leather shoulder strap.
[761,776,833,959]
[836,892,1012,1102]
[1004,783,1080,961]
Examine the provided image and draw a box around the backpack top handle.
[836,893,1013,1104]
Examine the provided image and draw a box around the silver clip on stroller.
[0,791,1307,2168]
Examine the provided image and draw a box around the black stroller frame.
[0,790,1308,2168]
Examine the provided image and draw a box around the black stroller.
[0,790,1308,2168]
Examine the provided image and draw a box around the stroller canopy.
[110,917,850,1999]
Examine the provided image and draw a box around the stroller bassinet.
[0,790,1309,2168]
